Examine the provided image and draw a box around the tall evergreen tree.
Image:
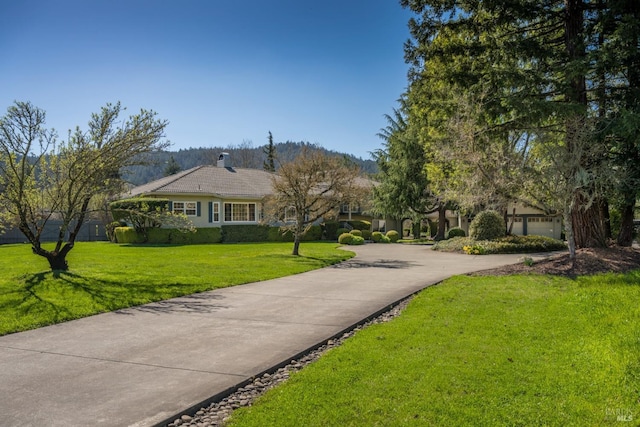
[163,155,181,176]
[400,0,639,254]
[263,131,276,172]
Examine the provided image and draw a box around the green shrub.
[303,225,323,241]
[110,198,170,232]
[114,227,145,244]
[361,229,372,240]
[386,230,400,243]
[350,229,362,237]
[336,228,349,238]
[338,233,354,245]
[105,221,121,243]
[433,235,567,254]
[268,227,293,242]
[145,228,172,243]
[446,227,466,239]
[371,231,384,242]
[347,220,371,231]
[428,220,439,238]
[469,210,505,241]
[350,235,365,245]
[380,235,391,243]
[221,225,270,242]
[321,221,340,240]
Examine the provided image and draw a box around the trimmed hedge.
[350,229,363,237]
[338,233,354,245]
[113,224,324,245]
[322,221,341,240]
[222,224,271,243]
[338,233,364,245]
[304,225,323,241]
[147,228,221,244]
[361,229,372,240]
[268,227,295,242]
[386,230,400,243]
[446,227,467,239]
[110,198,170,222]
[336,228,350,237]
[114,227,145,244]
[347,220,371,231]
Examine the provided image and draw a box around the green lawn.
[228,272,640,426]
[0,241,353,336]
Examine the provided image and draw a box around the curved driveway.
[0,244,558,426]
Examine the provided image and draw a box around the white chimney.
[217,152,231,168]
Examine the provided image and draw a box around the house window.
[173,201,197,216]
[208,201,220,223]
[341,203,360,214]
[224,203,257,222]
[284,206,296,223]
[213,202,220,222]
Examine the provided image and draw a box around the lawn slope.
[228,272,640,426]
[0,242,352,335]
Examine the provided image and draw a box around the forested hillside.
[122,141,377,186]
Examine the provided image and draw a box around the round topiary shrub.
[338,232,354,245]
[386,230,400,243]
[336,228,349,238]
[446,227,466,239]
[371,231,384,242]
[350,229,362,237]
[350,235,365,245]
[361,229,372,240]
[469,210,505,241]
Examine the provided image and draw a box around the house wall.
[155,195,264,228]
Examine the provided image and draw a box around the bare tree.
[265,147,360,255]
[0,101,169,271]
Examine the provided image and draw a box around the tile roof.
[127,165,276,199]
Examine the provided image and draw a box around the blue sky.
[1,1,412,160]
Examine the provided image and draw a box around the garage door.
[508,217,523,235]
[527,217,555,238]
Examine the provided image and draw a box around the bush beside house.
[112,224,323,244]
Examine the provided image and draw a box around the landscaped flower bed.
[433,235,567,254]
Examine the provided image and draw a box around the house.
[125,153,377,230]
[503,203,563,240]
[384,203,562,240]
[125,153,274,227]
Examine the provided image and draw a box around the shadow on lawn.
[8,271,229,329]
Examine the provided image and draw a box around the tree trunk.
[571,195,607,248]
[564,0,607,249]
[563,207,577,261]
[435,204,447,241]
[32,243,74,271]
[617,199,636,247]
[292,236,301,256]
[601,199,612,240]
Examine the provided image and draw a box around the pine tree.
[263,131,276,172]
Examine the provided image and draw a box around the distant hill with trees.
[122,141,378,186]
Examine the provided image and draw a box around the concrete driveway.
[0,244,556,426]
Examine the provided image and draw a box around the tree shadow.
[115,292,228,315]
[3,270,229,335]
[330,259,418,269]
